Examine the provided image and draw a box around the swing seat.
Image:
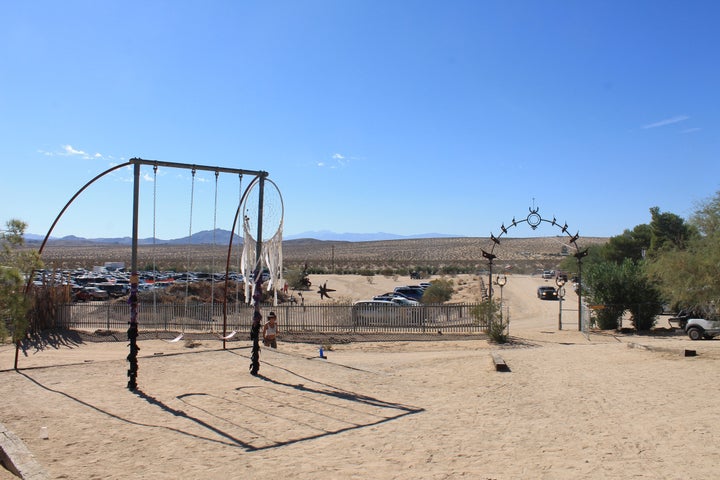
[163,334,184,343]
[218,330,237,340]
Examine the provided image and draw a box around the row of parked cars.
[351,283,432,325]
[32,266,261,303]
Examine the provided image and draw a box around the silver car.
[351,300,422,327]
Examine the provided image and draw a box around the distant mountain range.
[24,229,465,245]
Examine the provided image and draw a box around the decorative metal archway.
[481,205,588,331]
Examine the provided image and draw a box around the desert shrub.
[470,300,507,343]
[593,305,624,330]
[422,279,454,304]
[140,281,248,304]
[470,299,498,324]
[285,269,310,290]
[628,302,663,331]
[29,283,72,331]
[487,317,509,344]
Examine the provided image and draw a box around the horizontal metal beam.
[129,157,268,178]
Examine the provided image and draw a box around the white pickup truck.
[685,318,720,341]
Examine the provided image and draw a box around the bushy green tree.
[1,219,42,343]
[584,261,627,329]
[421,278,453,304]
[584,258,663,331]
[603,224,652,263]
[648,191,720,316]
[623,261,663,330]
[690,191,720,236]
[558,243,605,278]
[649,206,697,253]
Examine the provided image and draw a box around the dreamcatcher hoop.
[240,176,284,305]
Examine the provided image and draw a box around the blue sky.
[1,0,718,241]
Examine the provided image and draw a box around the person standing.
[262,311,278,348]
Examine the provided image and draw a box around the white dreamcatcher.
[240,176,284,305]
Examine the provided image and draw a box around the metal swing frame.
[127,158,269,390]
[18,158,271,382]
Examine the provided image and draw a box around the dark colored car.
[393,286,424,302]
[537,286,558,300]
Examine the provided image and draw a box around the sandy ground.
[1,274,720,479]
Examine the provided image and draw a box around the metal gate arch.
[481,205,588,331]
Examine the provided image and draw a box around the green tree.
[558,244,605,279]
[648,191,720,316]
[690,191,720,236]
[421,279,453,304]
[584,258,663,331]
[0,219,42,343]
[602,224,652,263]
[584,261,627,329]
[648,231,720,316]
[649,206,697,253]
[623,261,663,330]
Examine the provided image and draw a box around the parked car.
[351,300,422,326]
[72,289,93,302]
[393,286,424,302]
[373,293,420,305]
[389,296,420,306]
[537,286,558,300]
[685,318,720,340]
[84,287,110,300]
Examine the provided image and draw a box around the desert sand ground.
[1,274,720,479]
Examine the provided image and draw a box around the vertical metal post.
[556,277,566,330]
[249,175,266,376]
[487,263,493,304]
[127,162,140,390]
[577,260,583,331]
[574,249,587,332]
[558,294,564,330]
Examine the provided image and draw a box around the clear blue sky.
[1,0,718,241]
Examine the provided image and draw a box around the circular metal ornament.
[527,212,542,229]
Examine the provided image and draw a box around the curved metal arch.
[36,161,133,258]
[23,160,133,298]
[221,172,274,342]
[17,161,133,370]
[481,205,589,332]
[483,206,582,260]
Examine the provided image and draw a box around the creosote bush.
[471,299,508,343]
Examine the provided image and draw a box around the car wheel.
[687,327,703,341]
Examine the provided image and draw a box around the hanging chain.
[185,168,196,314]
[236,174,243,305]
[211,170,219,316]
[152,164,158,308]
